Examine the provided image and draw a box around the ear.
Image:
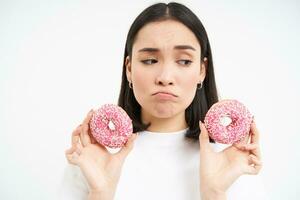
[199,57,207,82]
[125,56,132,82]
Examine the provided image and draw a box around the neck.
[141,110,188,133]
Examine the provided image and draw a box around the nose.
[155,64,175,86]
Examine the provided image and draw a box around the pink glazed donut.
[89,104,133,148]
[204,99,253,144]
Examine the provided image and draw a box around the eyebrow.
[138,45,196,53]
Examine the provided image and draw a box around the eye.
[177,59,193,66]
[141,59,158,65]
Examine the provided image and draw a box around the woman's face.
[125,20,206,123]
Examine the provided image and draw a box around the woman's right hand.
[65,109,138,198]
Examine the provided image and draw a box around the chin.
[151,103,180,119]
[152,111,175,119]
[140,100,186,120]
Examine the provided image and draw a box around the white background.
[1,0,299,199]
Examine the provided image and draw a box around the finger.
[249,154,263,166]
[244,133,251,144]
[65,146,76,155]
[72,125,82,146]
[244,165,260,175]
[234,140,261,161]
[75,142,82,154]
[89,131,97,144]
[199,121,213,152]
[88,128,97,144]
[117,133,138,159]
[65,145,80,165]
[250,121,260,145]
[233,133,250,147]
[249,121,262,160]
[234,143,258,151]
[232,121,256,148]
[80,109,94,147]
[66,142,82,155]
[66,151,80,165]
[245,155,263,175]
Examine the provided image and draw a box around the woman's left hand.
[199,120,263,199]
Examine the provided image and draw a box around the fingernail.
[199,121,204,128]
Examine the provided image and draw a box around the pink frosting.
[89,104,133,148]
[204,99,253,144]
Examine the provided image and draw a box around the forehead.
[132,20,201,53]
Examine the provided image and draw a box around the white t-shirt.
[58,129,269,199]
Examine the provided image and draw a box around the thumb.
[117,133,138,158]
[199,121,212,151]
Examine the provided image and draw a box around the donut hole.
[108,120,116,131]
[219,115,232,126]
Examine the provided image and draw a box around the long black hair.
[118,2,219,141]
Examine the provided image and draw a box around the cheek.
[179,73,198,103]
[182,76,198,89]
[131,67,151,101]
[132,67,150,89]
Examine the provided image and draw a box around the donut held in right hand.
[65,109,138,198]
[204,99,253,144]
[89,104,133,149]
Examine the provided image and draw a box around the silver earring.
[129,81,133,89]
[197,81,203,90]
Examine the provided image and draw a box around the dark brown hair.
[118,2,219,141]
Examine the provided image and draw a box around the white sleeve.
[57,164,90,200]
[227,173,269,200]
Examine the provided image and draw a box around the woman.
[59,2,267,200]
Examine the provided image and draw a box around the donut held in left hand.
[204,99,253,144]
